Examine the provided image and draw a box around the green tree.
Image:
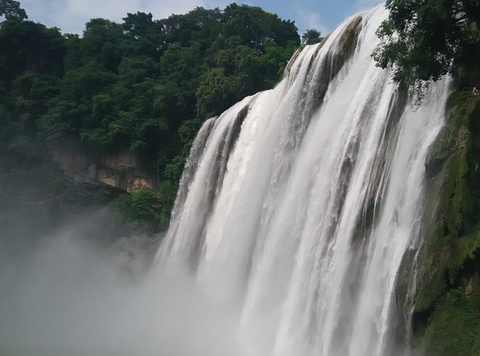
[81,18,124,71]
[222,3,298,52]
[158,7,223,50]
[374,0,480,88]
[0,20,65,83]
[197,45,263,117]
[122,12,163,60]
[111,187,161,232]
[302,29,322,45]
[0,0,27,22]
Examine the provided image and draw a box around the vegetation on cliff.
[0,0,300,233]
[374,0,480,89]
[373,1,480,353]
[415,92,480,355]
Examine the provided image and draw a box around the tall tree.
[302,29,322,45]
[0,0,27,22]
[222,3,298,52]
[0,20,65,84]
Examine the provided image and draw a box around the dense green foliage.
[421,288,480,356]
[374,0,480,88]
[0,0,26,21]
[0,1,300,233]
[110,187,161,233]
[301,29,322,45]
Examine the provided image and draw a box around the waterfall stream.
[157,5,451,356]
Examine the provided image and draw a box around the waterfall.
[157,5,451,356]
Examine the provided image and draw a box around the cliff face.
[413,93,480,355]
[52,145,154,193]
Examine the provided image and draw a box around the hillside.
[0,1,300,234]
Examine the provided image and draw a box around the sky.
[16,0,385,37]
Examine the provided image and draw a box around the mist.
[0,210,244,356]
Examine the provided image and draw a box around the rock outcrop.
[52,145,154,193]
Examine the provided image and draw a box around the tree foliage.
[0,0,27,21]
[302,29,322,45]
[0,1,300,232]
[374,0,480,88]
[111,187,162,232]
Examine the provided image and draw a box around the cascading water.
[157,5,451,356]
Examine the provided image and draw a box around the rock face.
[52,145,154,193]
[412,93,480,356]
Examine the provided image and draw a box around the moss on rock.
[421,288,480,356]
[413,92,480,354]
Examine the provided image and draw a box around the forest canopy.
[0,0,301,231]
